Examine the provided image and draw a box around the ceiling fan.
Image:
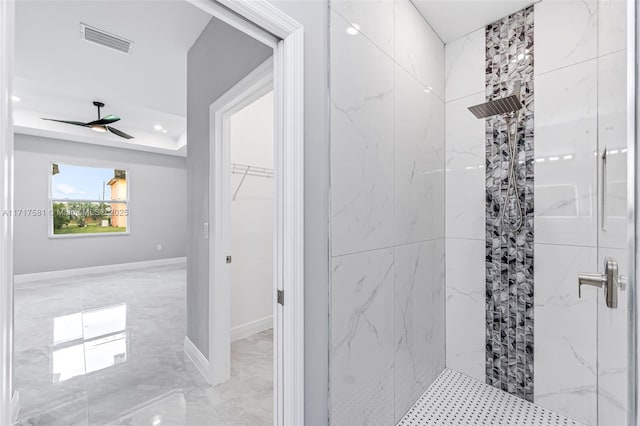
[42,101,134,139]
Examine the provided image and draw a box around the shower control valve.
[577,257,619,309]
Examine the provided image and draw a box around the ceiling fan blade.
[107,126,134,140]
[87,115,121,126]
[42,118,89,127]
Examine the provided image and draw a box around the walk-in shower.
[468,83,525,232]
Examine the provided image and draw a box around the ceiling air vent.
[80,23,133,54]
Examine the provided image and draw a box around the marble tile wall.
[444,0,628,424]
[329,1,445,423]
[595,3,628,424]
[533,244,598,425]
[444,27,486,384]
[533,0,627,423]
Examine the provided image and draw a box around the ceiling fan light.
[90,124,107,133]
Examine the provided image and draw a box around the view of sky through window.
[52,164,118,200]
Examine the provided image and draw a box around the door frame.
[185,1,304,426]
[0,0,305,425]
[208,58,273,383]
[0,0,15,424]
[630,0,639,425]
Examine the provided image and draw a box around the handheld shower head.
[469,81,525,232]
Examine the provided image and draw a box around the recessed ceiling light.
[549,156,559,161]
[11,95,20,102]
[154,124,163,131]
[346,23,360,36]
[162,129,168,134]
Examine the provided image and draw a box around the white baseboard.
[11,390,19,424]
[14,257,186,284]
[184,337,211,385]
[231,315,273,342]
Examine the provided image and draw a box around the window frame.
[48,160,131,239]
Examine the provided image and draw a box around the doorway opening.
[0,1,304,425]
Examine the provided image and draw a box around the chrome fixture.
[468,92,522,119]
[578,257,619,309]
[601,147,608,231]
[468,82,525,232]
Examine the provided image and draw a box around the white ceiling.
[14,0,536,155]
[411,0,536,43]
[14,0,212,156]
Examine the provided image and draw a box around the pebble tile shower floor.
[397,369,584,426]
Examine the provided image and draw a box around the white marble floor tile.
[15,265,273,426]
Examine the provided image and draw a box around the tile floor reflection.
[14,264,273,426]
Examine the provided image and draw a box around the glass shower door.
[533,1,629,424]
[595,40,629,426]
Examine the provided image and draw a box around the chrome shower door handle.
[601,147,607,231]
[578,272,606,297]
[577,257,619,309]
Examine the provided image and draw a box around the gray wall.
[186,3,330,424]
[186,17,272,358]
[271,3,330,424]
[13,133,187,275]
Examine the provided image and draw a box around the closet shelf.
[231,163,274,201]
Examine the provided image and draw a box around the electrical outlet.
[156,244,162,252]
[203,222,209,239]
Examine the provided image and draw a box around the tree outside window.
[50,164,128,236]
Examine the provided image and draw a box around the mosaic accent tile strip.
[397,369,584,426]
[485,6,535,401]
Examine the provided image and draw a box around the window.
[50,163,129,236]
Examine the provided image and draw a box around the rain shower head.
[468,94,522,119]
[468,81,523,119]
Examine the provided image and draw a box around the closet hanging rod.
[231,163,273,176]
[231,163,274,201]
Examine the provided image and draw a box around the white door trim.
[188,1,304,425]
[208,57,273,388]
[0,1,304,425]
[0,0,15,425]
